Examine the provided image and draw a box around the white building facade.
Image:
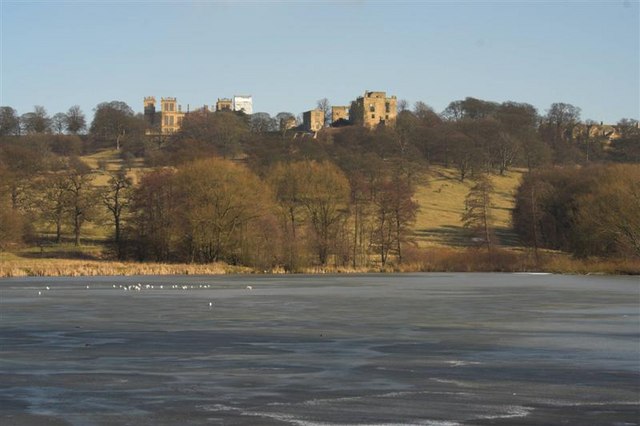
[233,95,253,115]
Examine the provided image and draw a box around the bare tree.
[64,158,95,246]
[101,167,132,259]
[52,113,67,134]
[462,174,495,251]
[65,105,86,134]
[298,161,350,265]
[21,106,51,134]
[0,107,21,136]
[38,172,70,243]
[90,101,136,150]
[372,174,418,266]
[316,98,331,127]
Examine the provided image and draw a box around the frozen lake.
[1,273,638,425]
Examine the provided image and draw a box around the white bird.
[246,285,253,290]
[86,285,90,289]
[46,286,50,290]
[208,302,213,307]
[38,291,42,296]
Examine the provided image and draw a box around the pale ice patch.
[430,378,477,388]
[512,272,551,275]
[201,403,459,425]
[476,405,532,420]
[445,360,480,367]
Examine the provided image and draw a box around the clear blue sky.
[2,0,638,124]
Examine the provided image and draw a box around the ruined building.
[349,91,397,128]
[303,109,325,132]
[216,98,233,111]
[328,91,397,129]
[331,106,349,123]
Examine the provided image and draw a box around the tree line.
[1,97,638,267]
[513,164,640,260]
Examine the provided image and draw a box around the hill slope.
[413,167,523,248]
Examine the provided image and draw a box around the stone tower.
[144,96,156,126]
[351,91,397,128]
[160,97,185,134]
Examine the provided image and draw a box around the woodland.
[1,97,638,274]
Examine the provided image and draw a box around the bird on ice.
[246,285,253,290]
[208,302,213,308]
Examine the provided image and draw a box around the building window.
[371,114,375,119]
[385,115,389,120]
[164,116,169,126]
[385,103,390,113]
[369,105,375,112]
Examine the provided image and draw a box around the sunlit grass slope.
[77,152,524,249]
[412,167,524,248]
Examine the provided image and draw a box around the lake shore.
[2,250,638,277]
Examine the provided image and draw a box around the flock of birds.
[36,283,254,308]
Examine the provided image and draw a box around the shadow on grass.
[20,250,101,260]
[416,226,521,248]
[415,225,467,247]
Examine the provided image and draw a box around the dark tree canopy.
[90,101,141,150]
[0,107,21,136]
[21,106,51,134]
[442,97,499,121]
[176,109,249,159]
[65,105,87,134]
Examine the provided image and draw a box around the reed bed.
[398,247,640,275]
[2,249,637,277]
[0,258,239,278]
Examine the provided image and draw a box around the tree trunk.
[55,219,62,244]
[74,214,81,246]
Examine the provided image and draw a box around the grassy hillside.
[82,149,147,185]
[413,166,524,248]
[78,152,525,250]
[77,150,523,247]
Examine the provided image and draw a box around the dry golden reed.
[2,249,637,278]
[0,259,237,278]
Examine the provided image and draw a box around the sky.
[1,0,638,124]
